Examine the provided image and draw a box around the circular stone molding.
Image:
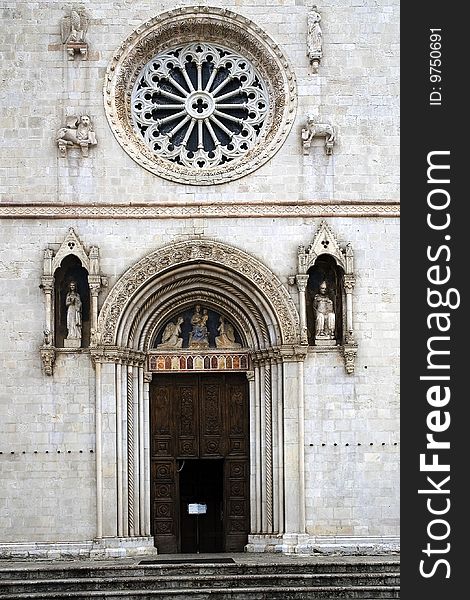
[104,6,297,185]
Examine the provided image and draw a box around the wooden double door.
[150,373,250,553]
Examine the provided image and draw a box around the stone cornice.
[0,201,400,219]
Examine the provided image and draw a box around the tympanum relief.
[156,306,243,351]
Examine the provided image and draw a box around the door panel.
[177,381,199,458]
[150,373,249,553]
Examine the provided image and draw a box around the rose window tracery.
[104,7,297,185]
[132,43,269,169]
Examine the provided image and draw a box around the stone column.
[344,274,356,342]
[138,366,145,536]
[296,274,309,345]
[143,371,152,537]
[270,357,282,534]
[95,360,103,539]
[127,365,136,536]
[275,357,285,535]
[41,275,54,335]
[116,362,124,537]
[246,370,258,533]
[253,363,262,533]
[262,360,273,533]
[88,277,101,339]
[101,360,118,538]
[281,352,307,535]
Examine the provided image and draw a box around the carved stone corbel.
[245,370,255,382]
[40,330,55,376]
[343,343,358,375]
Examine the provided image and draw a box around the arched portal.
[92,239,307,554]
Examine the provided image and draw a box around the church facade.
[0,0,399,558]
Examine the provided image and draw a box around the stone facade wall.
[0,0,399,549]
[1,0,399,204]
[0,218,399,543]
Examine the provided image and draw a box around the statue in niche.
[157,316,184,349]
[189,305,209,349]
[307,6,323,72]
[61,8,88,59]
[215,316,241,349]
[57,115,97,158]
[313,281,336,344]
[64,281,82,348]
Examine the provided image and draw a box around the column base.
[246,534,400,555]
[0,537,157,560]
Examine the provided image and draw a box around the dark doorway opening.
[179,459,224,553]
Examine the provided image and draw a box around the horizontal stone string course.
[0,202,400,219]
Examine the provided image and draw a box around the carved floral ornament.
[103,6,297,185]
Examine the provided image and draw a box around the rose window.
[131,43,269,169]
[104,7,297,185]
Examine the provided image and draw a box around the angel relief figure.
[157,316,184,349]
[215,316,241,349]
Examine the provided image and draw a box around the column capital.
[40,275,54,292]
[344,274,356,291]
[295,274,309,292]
[279,345,308,362]
[90,347,146,367]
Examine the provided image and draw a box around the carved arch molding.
[95,239,300,350]
[104,6,297,185]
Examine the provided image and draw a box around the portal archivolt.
[96,239,300,351]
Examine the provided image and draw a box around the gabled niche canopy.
[40,228,106,375]
[295,221,357,374]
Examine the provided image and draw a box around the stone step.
[0,560,401,581]
[0,585,401,600]
[0,572,400,594]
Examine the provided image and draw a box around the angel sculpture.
[215,316,241,349]
[157,316,184,349]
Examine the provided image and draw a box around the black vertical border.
[401,2,467,598]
